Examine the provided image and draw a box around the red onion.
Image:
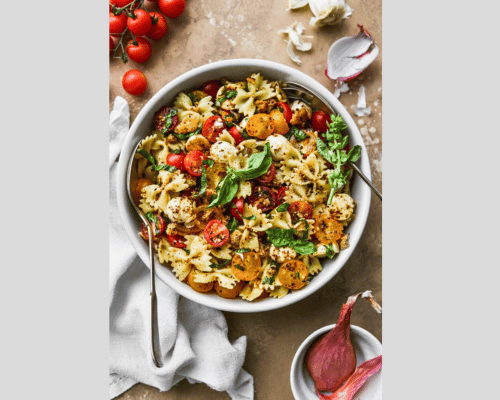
[305,291,381,392]
[316,355,383,400]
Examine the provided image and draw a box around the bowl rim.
[116,58,372,313]
[290,324,382,399]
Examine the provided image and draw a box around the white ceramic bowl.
[290,324,382,400]
[116,59,372,313]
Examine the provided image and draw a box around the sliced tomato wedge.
[141,213,165,239]
[276,102,292,123]
[230,197,244,221]
[229,126,244,145]
[201,80,221,99]
[256,163,276,184]
[202,115,226,142]
[277,186,287,206]
[204,219,230,247]
[288,201,313,221]
[184,150,208,176]
[153,106,179,134]
[166,152,186,171]
[167,234,187,248]
[248,186,277,212]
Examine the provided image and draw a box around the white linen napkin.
[109,96,254,399]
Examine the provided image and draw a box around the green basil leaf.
[210,259,231,269]
[290,239,317,255]
[198,159,215,197]
[276,202,290,212]
[241,128,251,140]
[162,108,178,134]
[316,138,337,164]
[347,145,362,163]
[266,228,295,247]
[284,130,293,140]
[235,248,251,253]
[207,173,240,208]
[170,148,181,154]
[262,276,275,285]
[216,89,237,106]
[138,149,157,167]
[291,126,308,141]
[325,244,336,259]
[172,131,198,141]
[233,142,272,180]
[182,248,190,255]
[227,217,238,233]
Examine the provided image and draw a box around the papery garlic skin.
[278,21,313,65]
[287,0,309,10]
[309,0,353,27]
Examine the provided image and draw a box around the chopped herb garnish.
[276,202,290,212]
[291,126,308,141]
[187,92,198,103]
[210,259,231,269]
[170,148,182,154]
[262,276,275,285]
[296,272,300,279]
[172,130,198,141]
[182,248,190,255]
[325,244,336,259]
[138,149,177,172]
[223,115,235,127]
[161,108,177,135]
[216,88,237,107]
[227,217,238,233]
[241,128,251,140]
[235,248,251,253]
[198,159,215,197]
[145,212,160,235]
[234,264,245,271]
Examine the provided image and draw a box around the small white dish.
[290,324,382,400]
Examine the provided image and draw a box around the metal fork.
[282,81,382,200]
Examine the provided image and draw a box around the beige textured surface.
[110,1,381,399]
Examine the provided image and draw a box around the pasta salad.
[133,73,361,301]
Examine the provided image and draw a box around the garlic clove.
[287,0,309,10]
[309,0,353,27]
[326,25,379,81]
[278,21,314,65]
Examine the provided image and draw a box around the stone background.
[110,1,382,399]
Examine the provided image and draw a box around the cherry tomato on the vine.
[126,37,152,63]
[141,213,165,239]
[166,152,186,171]
[184,150,207,176]
[230,197,244,221]
[122,69,147,95]
[311,110,331,133]
[127,9,152,36]
[159,0,186,19]
[248,186,277,212]
[276,102,292,123]
[228,126,244,145]
[167,234,187,248]
[204,219,230,247]
[109,12,127,34]
[202,115,226,142]
[146,12,168,40]
[256,163,276,184]
[201,80,221,99]
[111,0,134,7]
[288,201,313,221]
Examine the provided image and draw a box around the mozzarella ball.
[265,134,292,161]
[210,141,237,164]
[166,197,194,223]
[269,244,296,263]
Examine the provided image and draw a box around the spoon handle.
[148,224,161,368]
[348,162,382,200]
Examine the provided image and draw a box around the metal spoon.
[126,141,162,368]
[282,81,382,200]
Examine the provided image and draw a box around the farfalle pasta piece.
[269,208,293,230]
[206,162,227,190]
[209,243,233,260]
[239,280,265,301]
[139,184,172,214]
[174,93,214,123]
[231,73,277,117]
[299,255,323,275]
[269,285,289,299]
[135,133,159,176]
[157,170,191,193]
[260,257,279,291]
[192,267,240,289]
[241,204,272,232]
[231,228,260,251]
[235,180,252,199]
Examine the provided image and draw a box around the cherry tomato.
[167,234,187,248]
[134,177,153,204]
[248,186,277,212]
[127,9,152,36]
[277,186,287,205]
[246,113,273,139]
[141,213,165,239]
[314,214,343,245]
[126,37,152,63]
[184,150,207,176]
[312,110,332,133]
[159,0,186,18]
[111,0,134,7]
[214,280,245,299]
[187,269,213,292]
[201,80,221,99]
[166,152,186,171]
[276,102,292,123]
[204,219,230,247]
[122,69,147,95]
[109,12,127,34]
[109,36,115,54]
[288,201,313,220]
[230,197,244,221]
[228,126,244,145]
[231,251,261,281]
[153,106,178,133]
[256,163,276,184]
[202,115,226,142]
[269,109,290,135]
[146,12,168,40]
[278,259,308,290]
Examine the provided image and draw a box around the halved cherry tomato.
[141,214,165,239]
[228,126,244,145]
[202,115,226,142]
[256,163,276,184]
[288,201,313,221]
[166,152,186,171]
[146,12,168,40]
[246,113,273,139]
[134,177,153,204]
[187,269,214,292]
[269,109,290,135]
[214,280,245,299]
[276,102,292,123]
[153,106,178,134]
[201,80,221,99]
[278,259,308,290]
[184,150,207,176]
[126,37,152,63]
[312,110,332,133]
[167,234,187,248]
[204,219,230,247]
[248,186,277,212]
[109,12,127,34]
[231,251,261,281]
[314,214,343,245]
[230,197,244,221]
[127,9,152,36]
[277,186,287,206]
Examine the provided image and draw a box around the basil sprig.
[266,227,317,255]
[138,149,176,172]
[208,143,272,208]
[198,159,215,197]
[316,114,361,205]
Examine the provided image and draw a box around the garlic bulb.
[308,0,352,27]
